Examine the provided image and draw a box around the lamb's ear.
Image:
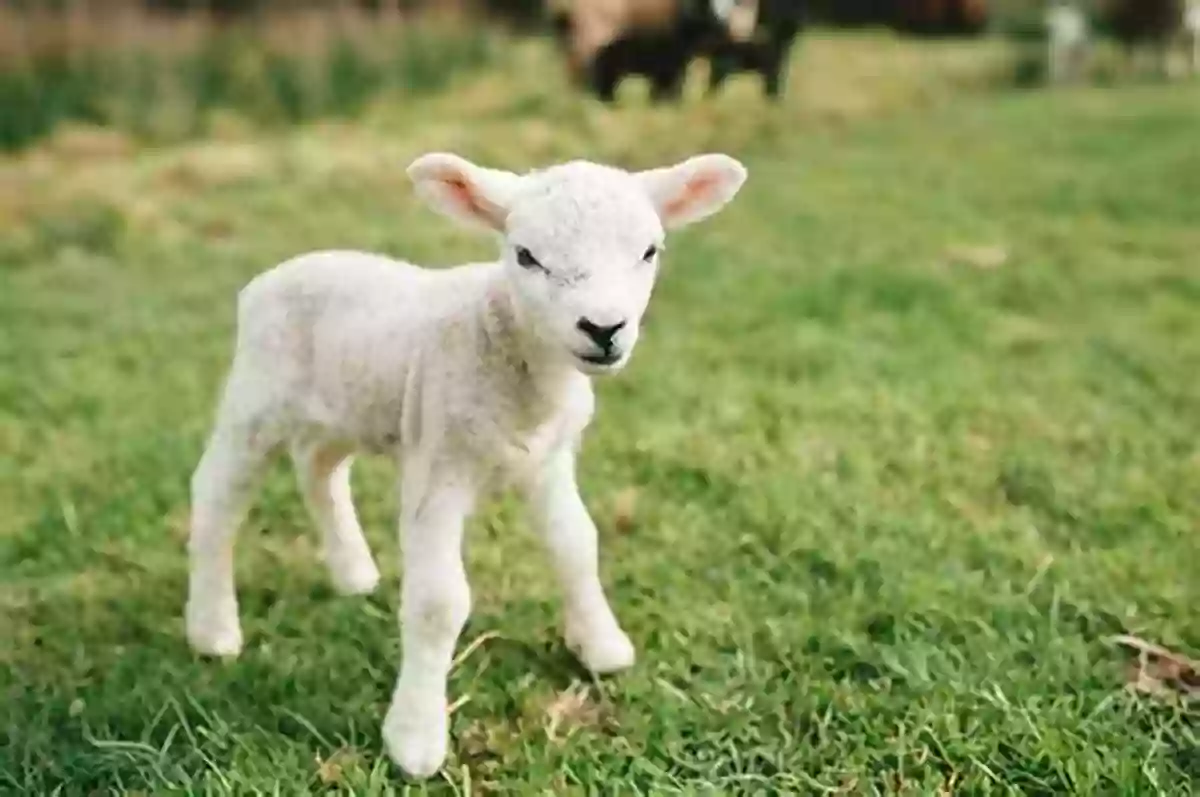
[636,154,748,230]
[406,152,523,233]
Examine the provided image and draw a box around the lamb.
[184,151,748,779]
[1046,1,1089,84]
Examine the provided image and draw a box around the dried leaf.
[460,721,514,761]
[946,244,1009,270]
[315,747,361,786]
[544,684,605,744]
[164,505,190,541]
[460,724,490,758]
[451,630,501,674]
[1110,634,1200,701]
[612,487,639,534]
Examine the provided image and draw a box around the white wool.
[711,0,759,41]
[1046,3,1087,47]
[1186,2,1200,75]
[184,152,747,779]
[1045,2,1089,83]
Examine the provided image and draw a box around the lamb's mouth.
[577,350,623,367]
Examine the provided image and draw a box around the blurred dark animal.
[803,0,987,34]
[551,0,805,103]
[807,0,890,26]
[473,0,550,31]
[1095,0,1194,76]
[550,0,714,103]
[706,0,807,100]
[892,0,988,35]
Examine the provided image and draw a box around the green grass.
[2,33,1199,795]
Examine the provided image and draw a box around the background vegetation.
[0,0,1131,152]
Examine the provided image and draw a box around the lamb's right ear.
[636,153,748,230]
[406,153,523,233]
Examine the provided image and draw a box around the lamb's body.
[188,250,615,777]
[225,252,590,474]
[184,152,747,781]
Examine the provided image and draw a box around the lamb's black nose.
[577,317,626,350]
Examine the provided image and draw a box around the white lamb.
[184,151,748,778]
[1046,1,1089,84]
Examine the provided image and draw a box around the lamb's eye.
[515,246,544,271]
[642,244,659,262]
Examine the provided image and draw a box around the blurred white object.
[1185,1,1200,73]
[711,0,737,21]
[1046,1,1090,84]
[711,0,759,41]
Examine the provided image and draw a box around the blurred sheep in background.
[1098,0,1190,76]
[1184,0,1200,73]
[705,0,807,100]
[1045,0,1089,83]
[549,0,716,103]
[548,0,806,103]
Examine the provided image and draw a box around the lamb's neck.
[476,264,577,398]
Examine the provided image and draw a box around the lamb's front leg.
[383,475,475,780]
[530,447,635,674]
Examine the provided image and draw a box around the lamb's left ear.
[636,154,748,230]
[407,152,524,233]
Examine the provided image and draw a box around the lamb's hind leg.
[291,442,379,596]
[186,422,274,657]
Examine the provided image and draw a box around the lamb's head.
[407,152,747,376]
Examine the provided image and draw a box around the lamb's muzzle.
[184,151,748,780]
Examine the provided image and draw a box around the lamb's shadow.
[463,627,593,690]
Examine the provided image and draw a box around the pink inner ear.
[445,175,484,216]
[663,173,720,219]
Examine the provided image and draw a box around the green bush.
[0,15,496,152]
[0,54,109,149]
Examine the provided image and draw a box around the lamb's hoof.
[567,625,636,675]
[326,538,381,596]
[185,608,243,658]
[383,703,447,780]
[328,557,381,597]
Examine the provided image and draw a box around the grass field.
[2,32,1199,795]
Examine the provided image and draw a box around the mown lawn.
[2,33,1198,795]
